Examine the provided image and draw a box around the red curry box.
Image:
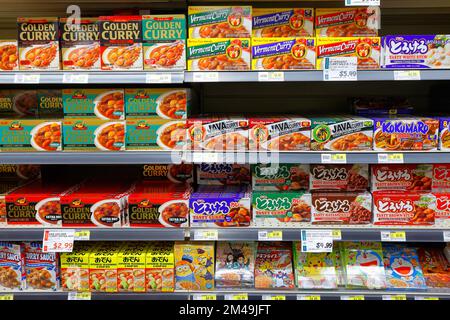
[139,164,193,184]
[248,116,311,151]
[371,164,433,191]
[372,191,436,225]
[99,16,143,71]
[196,163,251,185]
[128,182,191,228]
[432,164,450,192]
[434,193,450,223]
[310,164,369,191]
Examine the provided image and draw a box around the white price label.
[258,72,284,82]
[444,231,450,242]
[346,0,380,6]
[194,229,218,241]
[341,295,365,301]
[262,295,286,301]
[193,72,219,82]
[14,73,40,83]
[74,230,90,241]
[192,152,219,163]
[297,295,321,301]
[68,292,92,300]
[63,73,89,83]
[42,229,75,252]
[414,296,439,301]
[378,153,404,164]
[146,73,172,83]
[394,70,421,81]
[192,294,216,300]
[321,153,347,164]
[225,293,248,300]
[323,57,357,81]
[382,295,407,301]
[301,230,333,253]
[258,230,283,241]
[381,231,406,242]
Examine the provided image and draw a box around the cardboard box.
[140,164,193,184]
[432,164,450,192]
[89,243,120,292]
[371,164,432,191]
[23,242,59,291]
[197,163,250,185]
[434,193,450,222]
[310,164,369,191]
[439,116,450,150]
[252,8,314,37]
[251,164,309,191]
[0,242,25,291]
[118,243,146,292]
[0,40,18,71]
[60,245,91,292]
[145,243,175,292]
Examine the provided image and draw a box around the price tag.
[68,292,92,300]
[382,295,407,301]
[193,72,219,82]
[74,230,90,241]
[381,231,406,242]
[341,295,365,301]
[332,229,342,240]
[225,293,248,300]
[258,72,284,82]
[301,230,333,253]
[63,73,89,83]
[146,73,172,83]
[443,231,450,242]
[297,295,321,301]
[42,229,75,252]
[0,294,13,300]
[194,229,218,241]
[378,153,404,164]
[14,73,40,83]
[394,70,421,81]
[262,295,286,301]
[323,57,357,81]
[414,297,439,301]
[346,0,380,6]
[258,230,283,241]
[192,152,219,163]
[192,294,216,300]
[321,153,347,164]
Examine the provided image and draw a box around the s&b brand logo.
[15,197,28,205]
[73,121,87,130]
[138,199,152,207]
[70,199,83,207]
[9,121,23,130]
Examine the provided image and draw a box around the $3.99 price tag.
[42,229,75,253]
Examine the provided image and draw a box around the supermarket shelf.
[6,292,190,300]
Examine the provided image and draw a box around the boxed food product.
[190,185,251,227]
[142,15,186,71]
[252,8,314,37]
[60,245,90,292]
[60,18,100,70]
[0,182,30,224]
[17,17,60,70]
[128,182,190,228]
[439,116,450,150]
[342,241,386,289]
[35,90,63,118]
[0,241,24,291]
[417,247,450,288]
[251,164,309,191]
[0,40,18,71]
[310,164,369,191]
[0,119,62,152]
[248,116,311,151]
[23,242,59,291]
[372,191,436,225]
[63,119,125,151]
[310,116,373,151]
[334,243,345,286]
[371,164,432,192]
[293,242,338,289]
[351,97,413,116]
[433,164,450,192]
[434,193,450,222]
[125,119,185,151]
[383,245,427,291]
[316,37,381,70]
[188,6,252,38]
[118,243,146,292]
[311,192,372,224]
[197,163,250,185]
[372,116,439,151]
[187,38,251,71]
[252,190,311,223]
[315,7,380,37]
[89,243,120,292]
[174,241,214,291]
[186,116,248,151]
[215,242,255,289]
[99,16,143,71]
[124,88,188,119]
[251,38,316,70]
[383,35,450,69]
[139,164,193,184]
[0,90,38,118]
[62,89,124,120]
[145,243,174,292]
[255,242,295,289]
[0,164,41,182]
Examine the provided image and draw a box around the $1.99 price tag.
[43,229,75,253]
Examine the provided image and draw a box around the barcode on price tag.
[193,72,219,82]
[0,294,13,300]
[194,229,218,241]
[262,295,285,300]
[258,72,284,82]
[394,70,421,81]
[301,230,333,253]
[14,73,40,83]
[341,295,365,300]
[63,73,89,83]
[321,153,347,164]
[323,57,357,81]
[146,73,172,83]
[382,295,406,301]
[225,293,248,300]
[68,292,92,300]
[346,0,380,6]
[297,295,320,301]
[258,230,283,241]
[42,229,75,252]
[192,294,216,300]
[381,231,406,242]
[74,230,90,241]
[378,153,404,164]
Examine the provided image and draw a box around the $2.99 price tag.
[42,229,75,253]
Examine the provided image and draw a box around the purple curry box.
[383,35,450,69]
[439,116,450,151]
[189,185,251,227]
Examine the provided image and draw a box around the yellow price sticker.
[388,153,404,163]
[0,294,13,301]
[331,154,347,163]
[394,70,421,81]
[268,231,283,239]
[342,295,365,301]
[381,231,406,242]
[383,295,406,300]
[416,297,439,301]
[202,295,216,300]
[332,230,342,240]
[74,230,90,241]
[304,296,321,301]
[391,232,406,240]
[194,229,218,241]
[271,296,286,301]
[227,294,248,300]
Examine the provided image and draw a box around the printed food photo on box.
[251,38,316,70]
[372,116,439,151]
[0,241,24,291]
[432,164,450,192]
[22,242,59,291]
[142,15,186,71]
[18,17,60,70]
[89,243,120,292]
[439,116,450,150]
[99,16,143,70]
[146,243,175,292]
[0,40,18,71]
[197,163,250,185]
[417,247,450,289]
[188,6,252,38]
[310,164,369,191]
[383,35,450,69]
[252,164,309,191]
[371,164,432,191]
[36,90,63,119]
[60,245,90,292]
[118,243,146,292]
[125,88,189,119]
[0,164,40,182]
[0,90,37,118]
[60,18,100,71]
[351,96,414,117]
[434,193,450,223]
[252,8,314,37]
[187,38,251,71]
[139,164,193,184]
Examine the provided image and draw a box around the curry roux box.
[252,8,314,38]
[251,164,309,191]
[310,164,369,191]
[99,16,143,71]
[17,17,60,70]
[371,164,433,192]
[197,163,251,185]
[432,164,450,192]
[139,164,193,184]
[0,90,62,119]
